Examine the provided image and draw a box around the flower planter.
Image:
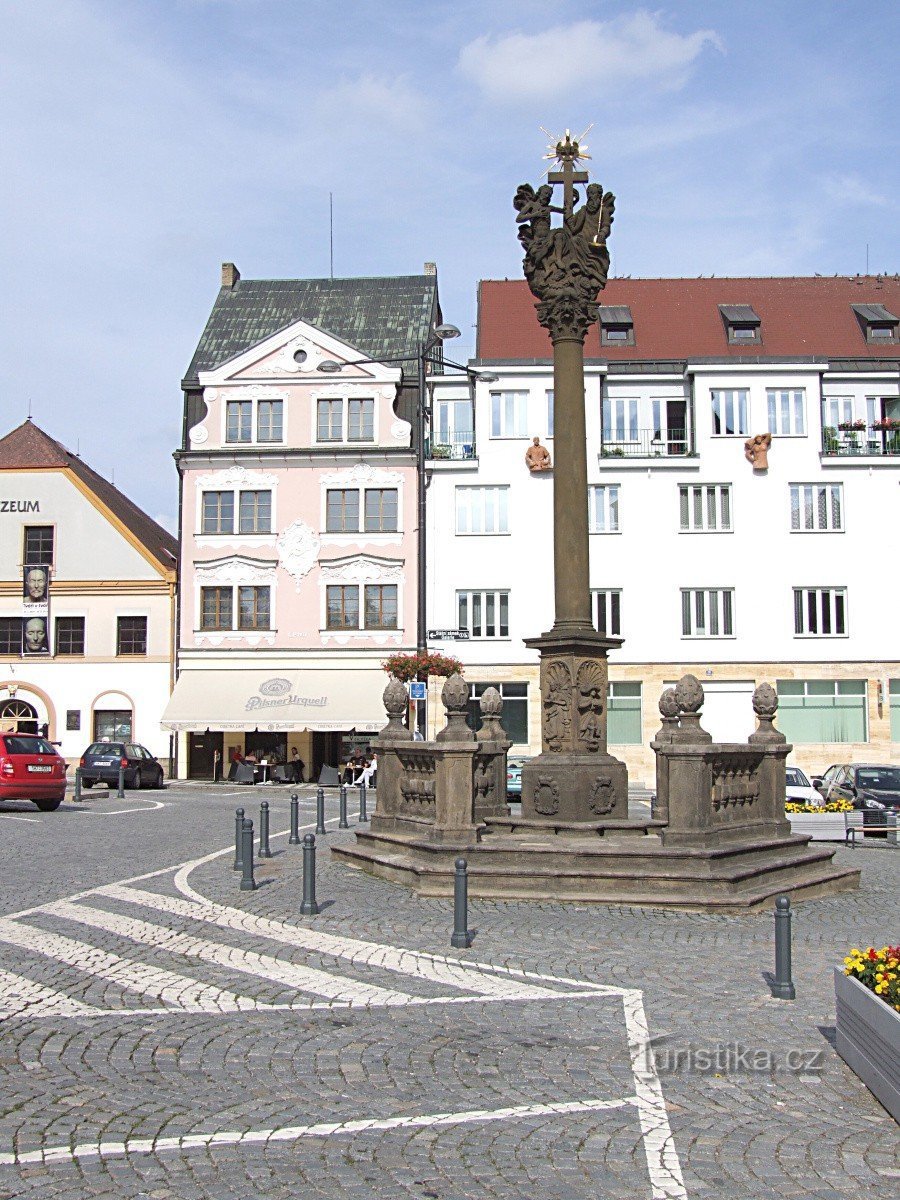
[788,812,846,841]
[834,968,900,1120]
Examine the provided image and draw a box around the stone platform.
[330,821,861,912]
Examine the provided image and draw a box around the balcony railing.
[427,432,476,460]
[822,426,900,457]
[600,428,691,458]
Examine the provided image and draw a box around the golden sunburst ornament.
[540,124,593,168]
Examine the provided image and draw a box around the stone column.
[552,335,592,630]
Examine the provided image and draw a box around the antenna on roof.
[865,243,869,274]
[329,193,334,280]
[26,398,32,419]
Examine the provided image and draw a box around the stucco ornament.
[195,556,275,585]
[196,465,277,490]
[674,674,704,714]
[320,463,402,487]
[188,424,209,445]
[276,520,320,589]
[319,555,403,584]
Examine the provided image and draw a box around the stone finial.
[381,676,412,742]
[749,682,786,744]
[480,687,502,718]
[436,673,475,742]
[673,674,712,743]
[654,687,680,743]
[477,686,509,744]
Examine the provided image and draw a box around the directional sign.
[408,682,427,700]
[427,629,470,640]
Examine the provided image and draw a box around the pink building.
[163,265,442,779]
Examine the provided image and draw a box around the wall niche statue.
[525,437,552,472]
[744,432,772,469]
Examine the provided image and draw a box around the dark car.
[506,757,530,798]
[80,742,164,790]
[813,762,900,826]
[0,732,67,811]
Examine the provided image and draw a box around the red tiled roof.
[0,421,178,573]
[476,276,900,363]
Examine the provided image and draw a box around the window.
[890,680,900,742]
[851,302,899,345]
[364,489,398,533]
[256,400,283,443]
[546,391,554,438]
[326,489,360,533]
[238,491,271,534]
[823,397,854,430]
[681,588,734,637]
[608,682,642,744]
[767,389,806,436]
[711,390,749,436]
[455,487,509,535]
[326,585,359,629]
[364,584,397,629]
[591,589,621,637]
[719,304,761,345]
[116,616,147,656]
[93,710,132,742]
[589,485,620,533]
[679,484,732,532]
[490,392,528,438]
[238,586,270,630]
[348,399,374,442]
[225,400,252,443]
[457,590,509,638]
[790,484,843,532]
[466,682,528,745]
[201,587,233,630]
[317,399,343,442]
[793,587,847,636]
[202,491,234,534]
[777,680,867,743]
[603,397,638,443]
[55,617,85,656]
[599,306,635,346]
[0,618,21,655]
[23,526,54,566]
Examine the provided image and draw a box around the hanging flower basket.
[382,651,463,682]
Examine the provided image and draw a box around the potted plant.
[823,426,840,454]
[382,651,463,682]
[786,798,852,841]
[837,418,866,451]
[834,945,900,1120]
[430,444,452,459]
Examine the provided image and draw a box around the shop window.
[608,682,642,744]
[776,680,867,744]
[93,709,133,741]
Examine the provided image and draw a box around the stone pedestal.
[520,629,628,821]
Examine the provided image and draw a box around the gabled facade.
[0,420,178,767]
[165,265,440,778]
[425,276,900,782]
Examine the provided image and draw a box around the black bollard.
[451,857,473,948]
[73,767,83,803]
[772,895,796,1000]
[233,806,245,870]
[316,787,326,835]
[300,833,319,915]
[240,818,256,891]
[358,782,368,823]
[259,800,272,858]
[339,784,349,829]
[289,793,300,845]
[117,764,125,799]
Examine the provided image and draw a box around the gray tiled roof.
[183,275,439,385]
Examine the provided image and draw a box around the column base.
[521,752,628,822]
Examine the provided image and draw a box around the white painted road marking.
[0,968,99,1016]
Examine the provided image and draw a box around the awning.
[161,668,388,734]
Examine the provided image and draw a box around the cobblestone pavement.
[0,782,896,1199]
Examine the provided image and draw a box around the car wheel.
[81,778,94,789]
[154,768,164,789]
[131,768,142,790]
[33,797,63,812]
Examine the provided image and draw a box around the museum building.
[0,420,178,768]
[163,263,441,778]
[423,274,900,783]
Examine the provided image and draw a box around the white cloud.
[822,174,892,209]
[457,12,723,103]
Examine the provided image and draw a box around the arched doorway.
[0,698,39,735]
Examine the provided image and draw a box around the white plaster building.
[0,421,178,769]
[425,276,900,783]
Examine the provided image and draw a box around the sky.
[2,0,898,533]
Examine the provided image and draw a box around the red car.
[0,732,67,811]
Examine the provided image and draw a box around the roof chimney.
[221,262,241,289]
[423,262,437,276]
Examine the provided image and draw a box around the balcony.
[822,424,900,457]
[600,428,692,459]
[427,432,476,461]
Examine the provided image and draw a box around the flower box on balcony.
[837,420,866,432]
[834,968,900,1120]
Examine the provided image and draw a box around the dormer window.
[599,306,634,347]
[851,303,898,345]
[719,304,761,345]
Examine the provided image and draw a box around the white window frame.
[223,395,285,445]
[711,389,749,437]
[793,587,848,637]
[546,390,555,439]
[457,589,510,639]
[490,391,528,439]
[681,588,735,638]
[603,396,639,443]
[198,584,272,632]
[455,486,510,535]
[315,394,378,444]
[822,396,854,430]
[767,389,806,436]
[789,484,844,533]
[199,488,274,536]
[589,484,620,533]
[591,589,621,637]
[679,484,732,533]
